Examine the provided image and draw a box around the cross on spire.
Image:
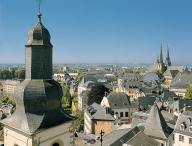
[36,0,42,13]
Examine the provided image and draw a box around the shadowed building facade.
[1,13,76,146]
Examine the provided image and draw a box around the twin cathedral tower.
[148,42,172,73]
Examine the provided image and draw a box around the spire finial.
[36,0,42,22]
[36,0,42,13]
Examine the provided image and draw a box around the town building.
[2,80,20,98]
[101,92,138,124]
[173,108,192,146]
[84,103,115,136]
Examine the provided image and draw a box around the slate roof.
[1,79,76,135]
[164,69,179,80]
[85,103,115,121]
[80,75,97,86]
[3,80,20,86]
[171,99,192,112]
[144,103,173,140]
[143,72,163,83]
[25,14,53,47]
[125,80,142,89]
[106,92,138,109]
[174,111,192,136]
[138,97,156,111]
[171,72,192,85]
[162,91,178,101]
[92,126,161,146]
[170,80,190,89]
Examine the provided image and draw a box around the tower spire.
[156,52,159,63]
[36,0,42,13]
[159,41,163,63]
[36,0,42,22]
[166,42,171,66]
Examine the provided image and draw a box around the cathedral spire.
[156,52,159,63]
[165,42,171,66]
[159,41,163,64]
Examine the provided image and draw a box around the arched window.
[52,143,59,146]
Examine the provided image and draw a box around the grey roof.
[138,97,156,111]
[174,111,192,136]
[171,99,192,112]
[125,80,142,89]
[25,14,53,47]
[144,103,173,140]
[143,72,163,83]
[80,75,97,86]
[171,71,192,84]
[125,128,162,146]
[3,80,20,86]
[106,92,138,109]
[170,80,190,89]
[85,103,115,121]
[164,69,179,79]
[92,126,161,146]
[162,91,178,101]
[1,79,76,135]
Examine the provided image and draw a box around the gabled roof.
[80,75,97,86]
[92,126,161,146]
[162,91,178,101]
[144,103,173,139]
[106,92,137,109]
[174,111,192,136]
[85,103,115,121]
[170,80,190,89]
[138,97,156,111]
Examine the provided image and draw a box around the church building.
[1,10,76,146]
[148,43,171,73]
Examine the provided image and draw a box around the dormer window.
[189,126,192,132]
[188,118,191,124]
[180,123,186,130]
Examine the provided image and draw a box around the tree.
[0,69,12,79]
[75,73,86,82]
[15,68,25,79]
[73,109,84,128]
[184,87,192,100]
[87,84,109,105]
[61,83,72,108]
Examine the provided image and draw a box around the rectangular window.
[125,112,128,117]
[179,135,184,142]
[189,138,192,144]
[120,112,123,117]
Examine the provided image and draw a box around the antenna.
[36,0,42,13]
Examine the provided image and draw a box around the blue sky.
[0,0,192,64]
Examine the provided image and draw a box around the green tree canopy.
[75,73,86,82]
[87,84,109,106]
[0,69,12,79]
[15,68,25,79]
[184,87,192,100]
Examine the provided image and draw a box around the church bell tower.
[1,4,76,146]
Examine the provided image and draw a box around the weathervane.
[36,0,42,13]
